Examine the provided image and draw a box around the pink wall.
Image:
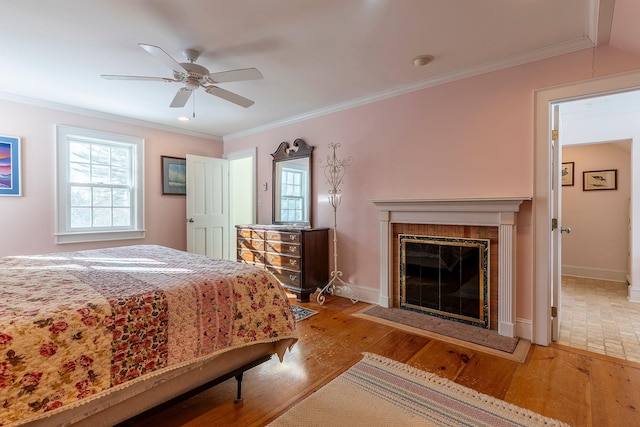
[562,143,631,275]
[225,45,640,321]
[611,0,640,54]
[0,100,222,257]
[1,10,639,327]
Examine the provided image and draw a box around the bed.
[0,245,298,426]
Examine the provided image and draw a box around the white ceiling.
[561,89,640,150]
[0,0,610,140]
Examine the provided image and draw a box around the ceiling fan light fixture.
[102,43,262,110]
[412,54,434,67]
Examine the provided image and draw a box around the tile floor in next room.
[559,275,640,362]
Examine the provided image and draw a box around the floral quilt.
[0,245,298,425]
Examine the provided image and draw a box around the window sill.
[55,230,146,244]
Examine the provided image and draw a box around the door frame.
[533,69,640,345]
[224,147,257,258]
[550,104,562,342]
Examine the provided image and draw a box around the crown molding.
[0,34,596,145]
[225,36,594,142]
[0,91,223,142]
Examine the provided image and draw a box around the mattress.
[0,245,298,425]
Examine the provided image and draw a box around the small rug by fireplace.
[267,353,567,427]
[291,304,318,322]
[355,305,529,362]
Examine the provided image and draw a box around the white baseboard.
[562,265,627,282]
[516,318,532,341]
[628,287,640,303]
[325,283,380,305]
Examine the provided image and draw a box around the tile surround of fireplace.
[372,198,528,338]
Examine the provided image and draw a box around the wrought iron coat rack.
[317,143,357,304]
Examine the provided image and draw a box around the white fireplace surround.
[371,197,530,338]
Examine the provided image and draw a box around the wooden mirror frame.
[271,138,313,226]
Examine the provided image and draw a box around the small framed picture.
[161,156,186,195]
[561,162,574,186]
[583,169,617,191]
[0,135,21,196]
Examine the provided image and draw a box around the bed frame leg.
[234,372,243,403]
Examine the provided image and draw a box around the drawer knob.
[290,235,297,241]
[289,275,297,281]
[289,246,297,253]
[289,259,297,266]
[268,233,274,239]
[255,242,263,248]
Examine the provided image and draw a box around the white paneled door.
[186,155,229,259]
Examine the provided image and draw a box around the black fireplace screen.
[399,234,489,328]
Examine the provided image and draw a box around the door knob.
[186,218,194,223]
[560,226,571,234]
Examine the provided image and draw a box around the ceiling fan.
[101,43,262,108]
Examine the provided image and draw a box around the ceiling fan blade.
[204,85,255,108]
[139,43,187,75]
[101,74,177,83]
[207,68,263,84]
[170,87,193,108]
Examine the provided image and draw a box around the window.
[279,167,306,222]
[56,125,144,244]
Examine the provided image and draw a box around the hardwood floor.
[127,297,640,426]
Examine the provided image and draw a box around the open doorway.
[185,149,256,260]
[533,71,640,347]
[226,148,257,259]
[557,135,634,360]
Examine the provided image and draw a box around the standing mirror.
[272,138,313,225]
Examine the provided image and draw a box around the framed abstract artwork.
[583,169,617,191]
[0,135,21,196]
[161,156,186,195]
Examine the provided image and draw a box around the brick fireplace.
[371,198,528,338]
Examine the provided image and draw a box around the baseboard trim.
[320,283,380,305]
[516,318,532,341]
[562,265,627,282]
[628,287,640,303]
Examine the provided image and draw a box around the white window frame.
[279,166,306,222]
[55,125,145,244]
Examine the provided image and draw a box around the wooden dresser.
[236,225,329,302]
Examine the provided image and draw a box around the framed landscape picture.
[162,156,186,195]
[0,135,21,196]
[583,169,617,191]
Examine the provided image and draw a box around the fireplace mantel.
[371,197,530,338]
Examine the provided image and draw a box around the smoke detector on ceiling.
[412,55,434,67]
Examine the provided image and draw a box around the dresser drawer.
[238,236,265,251]
[264,230,301,243]
[265,252,300,270]
[237,248,265,265]
[265,240,299,255]
[236,225,328,303]
[268,267,301,288]
[237,228,265,240]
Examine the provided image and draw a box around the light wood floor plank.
[123,297,640,426]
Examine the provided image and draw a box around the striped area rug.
[268,353,568,427]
